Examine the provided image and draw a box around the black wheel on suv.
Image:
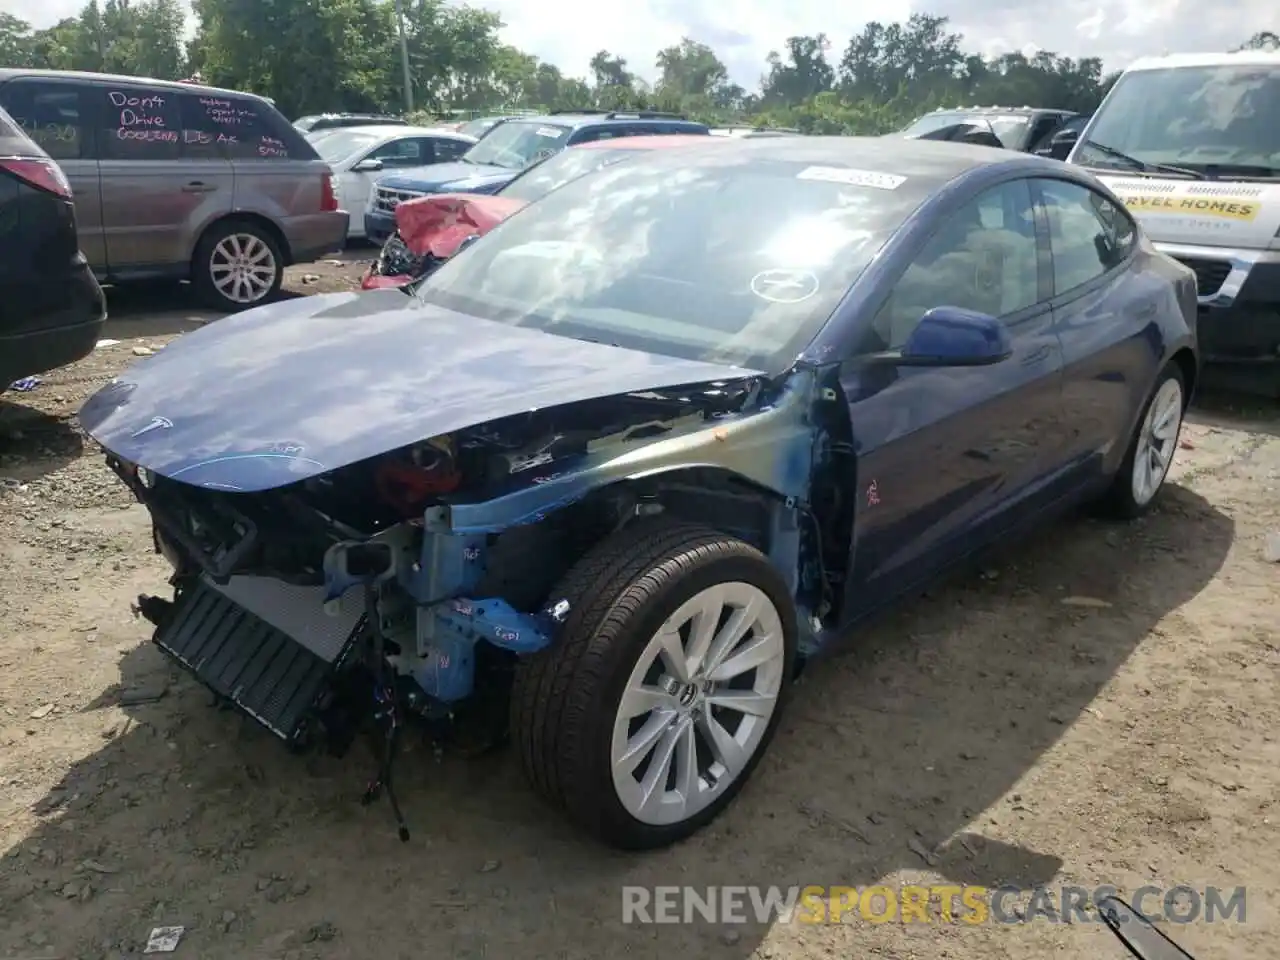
[192,220,284,312]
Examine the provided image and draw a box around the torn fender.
[444,368,823,533]
[395,193,529,258]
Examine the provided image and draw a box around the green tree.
[191,0,393,117]
[655,38,728,100]
[762,35,835,105]
[589,50,633,90]
[0,13,36,66]
[1236,31,1279,50]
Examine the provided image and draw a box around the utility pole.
[392,0,414,113]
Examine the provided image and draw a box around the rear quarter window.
[178,93,316,161]
[0,80,91,160]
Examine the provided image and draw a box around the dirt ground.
[1,260,1278,960]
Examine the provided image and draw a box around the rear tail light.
[321,173,339,212]
[0,156,72,199]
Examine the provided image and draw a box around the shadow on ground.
[0,400,84,484]
[0,485,1234,960]
[1190,386,1280,439]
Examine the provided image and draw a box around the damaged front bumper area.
[118,454,569,748]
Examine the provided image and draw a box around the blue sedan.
[77,137,1198,851]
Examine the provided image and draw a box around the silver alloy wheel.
[610,581,786,826]
[1131,377,1184,507]
[209,233,277,304]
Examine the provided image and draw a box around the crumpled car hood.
[377,162,515,195]
[395,193,528,257]
[78,291,760,492]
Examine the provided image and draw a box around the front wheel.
[1100,364,1186,518]
[511,520,797,850]
[192,221,284,312]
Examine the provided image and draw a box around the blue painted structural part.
[397,507,566,702]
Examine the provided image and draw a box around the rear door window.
[368,136,432,167]
[0,80,93,160]
[432,137,470,161]
[100,85,181,160]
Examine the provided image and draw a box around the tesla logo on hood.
[131,416,173,438]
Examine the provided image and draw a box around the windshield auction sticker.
[797,166,906,190]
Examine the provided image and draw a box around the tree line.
[2,2,1277,133]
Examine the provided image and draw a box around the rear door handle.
[1131,300,1158,320]
[182,181,216,193]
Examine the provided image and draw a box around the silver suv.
[0,70,349,311]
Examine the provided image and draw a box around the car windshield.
[1078,64,1280,177]
[459,117,506,139]
[413,150,931,372]
[462,120,572,170]
[499,147,640,203]
[903,112,1031,149]
[315,130,381,162]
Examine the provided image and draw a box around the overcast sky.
[8,0,1275,87]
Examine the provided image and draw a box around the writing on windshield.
[463,122,571,170]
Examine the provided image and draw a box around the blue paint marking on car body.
[81,135,1200,848]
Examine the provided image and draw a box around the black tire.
[511,519,798,850]
[1098,363,1187,519]
[191,220,284,312]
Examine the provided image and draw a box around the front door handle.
[1131,300,1158,320]
[182,181,216,193]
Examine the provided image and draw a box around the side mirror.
[867,306,1013,367]
[352,157,383,173]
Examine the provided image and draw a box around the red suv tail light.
[0,157,72,199]
[321,172,338,212]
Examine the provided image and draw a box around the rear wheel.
[511,520,797,850]
[192,220,284,312]
[1100,364,1186,518]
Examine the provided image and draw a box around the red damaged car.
[361,134,727,291]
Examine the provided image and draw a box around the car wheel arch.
[479,465,826,621]
[189,212,293,272]
[1169,347,1197,406]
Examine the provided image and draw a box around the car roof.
[573,134,726,151]
[0,68,276,106]
[614,135,1042,187]
[1123,49,1280,71]
[348,125,473,139]
[925,106,1074,117]
[502,112,705,130]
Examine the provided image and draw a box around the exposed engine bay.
[110,376,825,840]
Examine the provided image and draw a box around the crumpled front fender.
[445,369,820,534]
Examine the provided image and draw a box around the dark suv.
[0,69,349,312]
[363,110,709,244]
[0,104,106,392]
[900,107,1083,153]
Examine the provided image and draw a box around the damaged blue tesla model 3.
[78,137,1198,850]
